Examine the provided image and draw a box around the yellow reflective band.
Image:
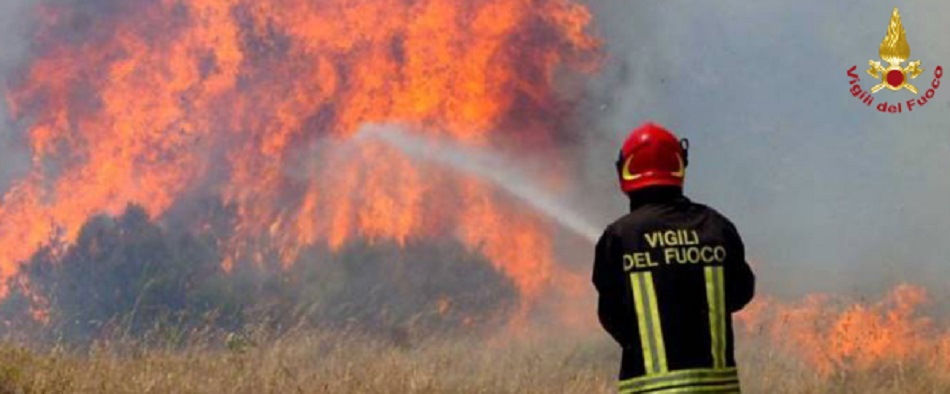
[621,383,740,394]
[646,382,740,394]
[642,272,668,372]
[704,267,727,368]
[630,272,655,374]
[716,267,727,368]
[619,367,738,392]
[618,367,737,385]
[620,376,738,394]
[716,267,729,367]
[629,272,668,375]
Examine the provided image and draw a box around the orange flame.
[736,284,950,375]
[0,0,600,306]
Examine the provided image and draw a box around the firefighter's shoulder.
[606,208,663,239]
[687,201,741,238]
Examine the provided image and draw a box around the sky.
[0,1,947,298]
[581,0,950,296]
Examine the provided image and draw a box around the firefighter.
[593,122,755,394]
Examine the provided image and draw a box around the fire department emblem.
[867,8,923,94]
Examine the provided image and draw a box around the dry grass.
[0,330,947,393]
[0,330,616,394]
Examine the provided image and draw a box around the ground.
[0,330,947,394]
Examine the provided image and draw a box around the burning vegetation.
[0,0,949,392]
[0,0,598,328]
[737,284,950,376]
[0,205,517,343]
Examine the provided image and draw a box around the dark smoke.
[0,204,516,343]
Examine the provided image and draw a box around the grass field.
[0,328,948,394]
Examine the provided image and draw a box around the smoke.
[0,0,602,340]
[354,124,601,244]
[580,0,950,297]
[0,0,33,78]
[0,0,34,192]
[0,203,517,342]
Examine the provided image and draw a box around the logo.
[847,8,942,113]
[867,8,922,94]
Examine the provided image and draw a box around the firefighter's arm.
[592,227,633,345]
[724,223,755,312]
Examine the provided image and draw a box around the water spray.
[354,124,601,244]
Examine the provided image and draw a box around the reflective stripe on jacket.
[593,189,754,393]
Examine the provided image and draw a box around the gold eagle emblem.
[867,8,923,94]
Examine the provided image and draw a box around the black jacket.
[593,188,755,393]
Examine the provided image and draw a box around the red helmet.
[615,122,689,193]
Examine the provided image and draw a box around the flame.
[879,7,911,64]
[736,284,950,375]
[0,0,600,306]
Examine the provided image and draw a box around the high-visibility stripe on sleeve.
[629,271,667,374]
[618,367,740,394]
[704,266,727,369]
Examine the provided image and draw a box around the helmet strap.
[680,138,690,168]
[615,150,625,176]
